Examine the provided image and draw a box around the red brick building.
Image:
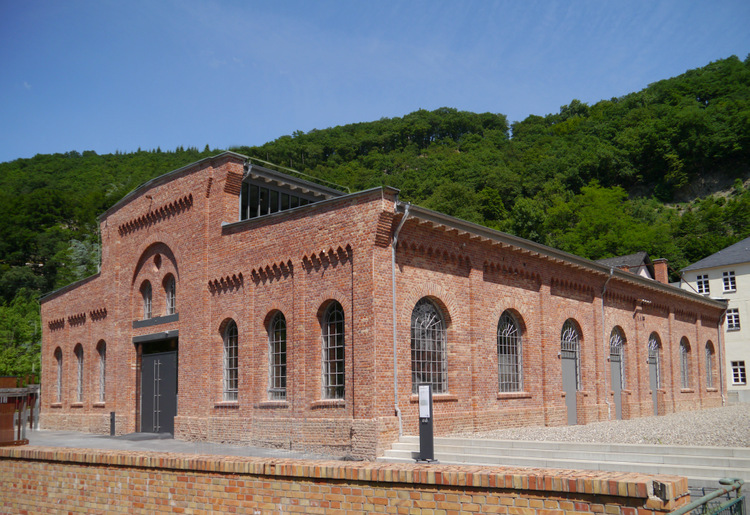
[40,152,727,458]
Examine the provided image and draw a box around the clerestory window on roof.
[240,182,314,220]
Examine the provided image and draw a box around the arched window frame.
[97,341,106,403]
[268,312,287,401]
[223,320,238,401]
[54,347,63,404]
[165,276,176,316]
[74,344,84,403]
[322,302,345,400]
[609,327,626,389]
[141,281,152,320]
[561,319,582,391]
[497,311,523,393]
[411,297,448,394]
[680,338,691,389]
[648,333,662,389]
[705,342,715,389]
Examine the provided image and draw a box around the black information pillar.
[416,383,438,463]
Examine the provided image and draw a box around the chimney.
[652,258,669,284]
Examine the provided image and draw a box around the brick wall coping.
[0,446,688,511]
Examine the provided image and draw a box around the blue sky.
[1,0,748,164]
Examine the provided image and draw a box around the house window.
[723,271,736,292]
[648,334,662,389]
[322,302,345,399]
[561,320,581,390]
[696,274,710,294]
[705,342,715,389]
[679,338,691,389]
[97,341,106,403]
[732,361,747,385]
[54,348,63,403]
[223,320,238,401]
[609,327,626,389]
[165,276,176,315]
[411,298,447,394]
[727,308,741,331]
[75,344,84,403]
[268,312,287,401]
[497,311,522,392]
[142,281,152,319]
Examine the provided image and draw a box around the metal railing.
[671,479,744,515]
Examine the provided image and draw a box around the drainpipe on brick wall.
[717,308,728,406]
[391,202,411,438]
[602,267,614,420]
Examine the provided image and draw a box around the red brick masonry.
[0,446,689,514]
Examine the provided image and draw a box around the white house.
[681,237,750,403]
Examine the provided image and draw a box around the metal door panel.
[141,351,177,434]
[561,357,577,425]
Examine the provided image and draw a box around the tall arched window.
[706,342,715,389]
[165,276,176,315]
[141,281,152,319]
[648,333,662,388]
[411,297,447,394]
[54,347,63,403]
[97,341,106,403]
[322,302,345,399]
[497,311,522,392]
[74,344,84,403]
[680,338,691,389]
[561,320,581,390]
[268,312,287,401]
[609,327,626,389]
[223,320,238,401]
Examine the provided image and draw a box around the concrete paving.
[27,429,338,461]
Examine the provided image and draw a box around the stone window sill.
[311,399,345,409]
[496,392,532,400]
[50,403,62,409]
[92,402,106,408]
[680,388,695,394]
[257,401,288,409]
[71,402,83,408]
[409,393,458,403]
[214,401,239,409]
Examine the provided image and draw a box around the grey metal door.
[562,357,577,425]
[141,351,177,434]
[610,355,622,420]
[648,357,658,416]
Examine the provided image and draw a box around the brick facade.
[40,152,727,458]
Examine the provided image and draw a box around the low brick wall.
[0,446,690,514]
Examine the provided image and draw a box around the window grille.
[75,345,83,403]
[680,339,691,389]
[268,312,287,401]
[98,342,106,403]
[223,320,238,401]
[609,328,626,389]
[727,308,741,331]
[55,348,62,403]
[497,311,522,392]
[411,298,447,394]
[648,334,662,388]
[723,271,736,292]
[241,182,312,220]
[561,320,581,390]
[166,277,176,315]
[705,343,714,389]
[322,302,345,399]
[732,361,747,385]
[696,274,710,294]
[142,281,152,319]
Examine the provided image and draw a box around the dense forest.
[1,55,748,377]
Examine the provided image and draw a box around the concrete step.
[379,437,750,489]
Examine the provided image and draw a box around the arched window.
[268,312,287,401]
[706,342,715,389]
[223,320,238,401]
[561,320,581,390]
[680,338,691,389]
[497,311,522,392]
[609,327,626,389]
[54,348,63,403]
[411,297,447,394]
[165,276,176,315]
[74,344,84,403]
[97,341,106,403]
[648,333,662,388]
[322,302,345,399]
[141,281,152,319]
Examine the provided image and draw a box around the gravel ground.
[447,404,750,447]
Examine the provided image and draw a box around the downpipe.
[391,202,411,438]
[602,267,614,419]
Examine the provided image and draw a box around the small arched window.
[54,347,63,403]
[648,333,662,388]
[609,327,626,389]
[223,320,238,401]
[165,276,176,315]
[97,341,106,403]
[680,338,691,389]
[706,342,715,389]
[411,297,448,394]
[141,281,152,319]
[322,302,345,400]
[497,311,522,392]
[74,344,84,403]
[268,312,287,401]
[561,320,582,390]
